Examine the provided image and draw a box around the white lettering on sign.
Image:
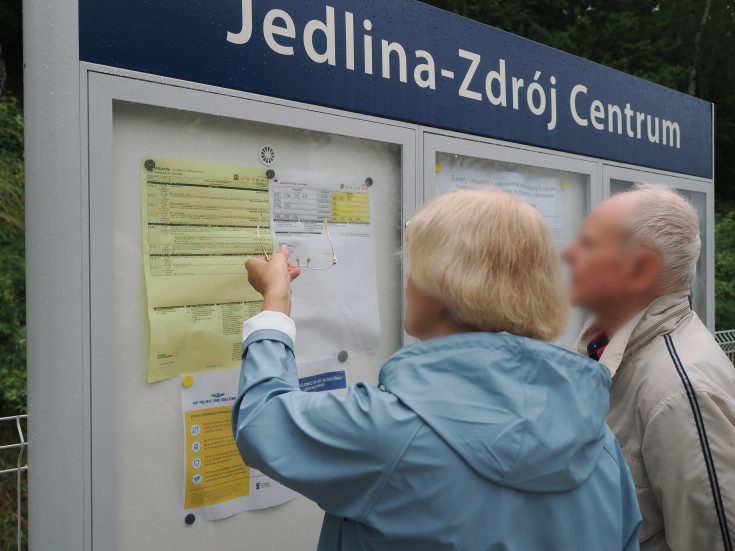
[226,0,682,150]
[569,85,680,147]
[414,50,436,90]
[263,10,295,56]
[457,49,482,101]
[303,5,335,65]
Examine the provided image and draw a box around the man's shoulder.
[629,315,735,417]
[665,315,735,392]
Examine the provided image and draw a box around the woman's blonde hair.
[406,189,568,342]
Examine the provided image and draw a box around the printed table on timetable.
[273,189,370,224]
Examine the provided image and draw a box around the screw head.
[365,178,373,187]
[338,351,349,363]
[266,169,276,179]
[185,514,196,525]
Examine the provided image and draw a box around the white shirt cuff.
[242,311,296,345]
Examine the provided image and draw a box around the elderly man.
[563,184,735,551]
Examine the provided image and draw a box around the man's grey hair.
[623,183,701,292]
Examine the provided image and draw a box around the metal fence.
[715,330,735,363]
[0,415,27,551]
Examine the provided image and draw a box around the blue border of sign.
[79,0,713,179]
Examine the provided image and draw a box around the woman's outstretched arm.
[232,247,420,521]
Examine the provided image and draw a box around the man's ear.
[627,248,663,294]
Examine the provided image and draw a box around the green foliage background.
[0,93,27,551]
[716,212,735,328]
[0,94,25,416]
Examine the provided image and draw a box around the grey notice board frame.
[419,128,715,331]
[25,54,713,549]
[85,66,419,550]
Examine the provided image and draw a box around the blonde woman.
[233,189,642,551]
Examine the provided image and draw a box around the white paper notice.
[268,170,381,363]
[437,167,568,247]
[180,369,298,521]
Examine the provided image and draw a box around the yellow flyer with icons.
[181,370,298,521]
[184,407,250,510]
[141,157,271,383]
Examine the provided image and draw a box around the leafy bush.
[0,95,23,157]
[0,273,25,413]
[0,94,26,415]
[715,211,735,331]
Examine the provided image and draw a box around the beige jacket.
[576,292,735,551]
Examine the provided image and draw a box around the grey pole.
[23,0,90,548]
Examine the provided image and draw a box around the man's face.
[562,197,634,312]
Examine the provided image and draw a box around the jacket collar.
[574,291,691,377]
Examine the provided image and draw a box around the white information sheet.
[436,165,568,248]
[268,170,381,363]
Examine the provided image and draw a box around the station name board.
[80,0,713,178]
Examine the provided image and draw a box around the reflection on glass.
[257,213,337,271]
[610,179,707,322]
[435,151,591,350]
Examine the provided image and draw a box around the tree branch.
[688,0,712,96]
[0,43,7,97]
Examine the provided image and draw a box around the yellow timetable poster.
[181,370,298,520]
[142,158,381,382]
[141,158,271,382]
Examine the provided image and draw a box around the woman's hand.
[245,245,301,316]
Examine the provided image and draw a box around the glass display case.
[424,134,599,350]
[606,166,713,328]
[87,74,417,551]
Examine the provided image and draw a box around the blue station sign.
[79,0,714,179]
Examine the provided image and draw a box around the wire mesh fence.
[715,330,735,364]
[0,415,27,551]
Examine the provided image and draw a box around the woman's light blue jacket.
[232,322,642,550]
